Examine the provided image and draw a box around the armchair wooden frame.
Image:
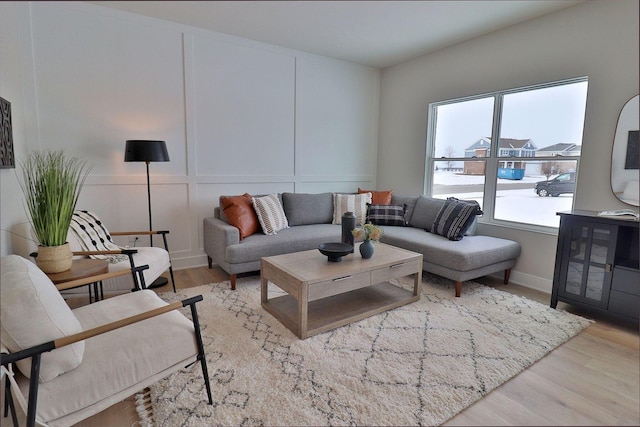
[0,265,212,427]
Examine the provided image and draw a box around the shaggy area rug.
[136,274,592,426]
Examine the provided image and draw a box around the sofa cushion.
[220,194,261,239]
[366,204,408,226]
[253,193,289,235]
[225,224,342,264]
[333,193,372,225]
[409,196,446,231]
[380,228,521,273]
[282,192,333,226]
[0,255,85,382]
[390,195,419,223]
[432,198,483,241]
[358,188,392,205]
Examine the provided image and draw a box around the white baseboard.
[170,254,209,270]
[489,270,552,294]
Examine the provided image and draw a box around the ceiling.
[89,1,583,68]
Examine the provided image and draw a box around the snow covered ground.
[432,171,572,227]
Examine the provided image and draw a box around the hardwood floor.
[5,267,639,426]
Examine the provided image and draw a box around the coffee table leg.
[261,275,268,304]
[299,284,308,339]
[413,270,422,297]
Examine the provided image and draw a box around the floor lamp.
[124,139,170,288]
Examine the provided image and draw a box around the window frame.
[424,77,588,233]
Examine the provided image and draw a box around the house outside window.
[425,77,589,230]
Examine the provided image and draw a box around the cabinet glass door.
[560,223,616,308]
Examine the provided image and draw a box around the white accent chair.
[66,210,176,295]
[0,255,212,427]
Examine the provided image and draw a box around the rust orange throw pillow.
[358,188,392,205]
[220,193,260,239]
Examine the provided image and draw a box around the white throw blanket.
[69,211,130,264]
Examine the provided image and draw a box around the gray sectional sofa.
[203,192,521,296]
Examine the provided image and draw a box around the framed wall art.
[1,96,15,169]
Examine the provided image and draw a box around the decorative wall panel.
[193,35,295,177]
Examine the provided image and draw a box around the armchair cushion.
[0,255,84,382]
[32,290,198,426]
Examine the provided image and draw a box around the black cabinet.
[551,210,639,321]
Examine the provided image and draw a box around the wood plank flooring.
[5,267,638,426]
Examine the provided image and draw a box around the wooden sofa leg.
[455,281,462,297]
[207,256,213,269]
[504,268,512,285]
[230,274,237,291]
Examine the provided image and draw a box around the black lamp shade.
[124,140,170,162]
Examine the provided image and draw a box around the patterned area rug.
[136,274,592,426]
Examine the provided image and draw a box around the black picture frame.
[624,130,639,170]
[1,96,15,169]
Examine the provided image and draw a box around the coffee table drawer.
[308,271,371,301]
[372,258,421,284]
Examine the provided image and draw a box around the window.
[426,78,588,229]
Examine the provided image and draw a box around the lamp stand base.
[147,276,169,289]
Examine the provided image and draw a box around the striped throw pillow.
[431,198,482,241]
[332,193,372,225]
[252,194,289,235]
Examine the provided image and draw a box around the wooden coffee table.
[261,243,422,339]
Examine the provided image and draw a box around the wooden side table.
[46,258,109,303]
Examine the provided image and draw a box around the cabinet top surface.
[557,210,639,227]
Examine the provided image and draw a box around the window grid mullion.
[483,94,503,220]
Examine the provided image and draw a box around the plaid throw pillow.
[366,204,408,226]
[431,198,482,241]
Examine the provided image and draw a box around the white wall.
[0,2,380,267]
[377,0,639,292]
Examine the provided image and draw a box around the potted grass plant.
[18,150,92,273]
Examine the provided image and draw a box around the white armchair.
[0,255,212,427]
[67,210,176,295]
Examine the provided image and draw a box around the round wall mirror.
[611,95,639,206]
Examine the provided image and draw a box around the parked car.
[535,172,576,197]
